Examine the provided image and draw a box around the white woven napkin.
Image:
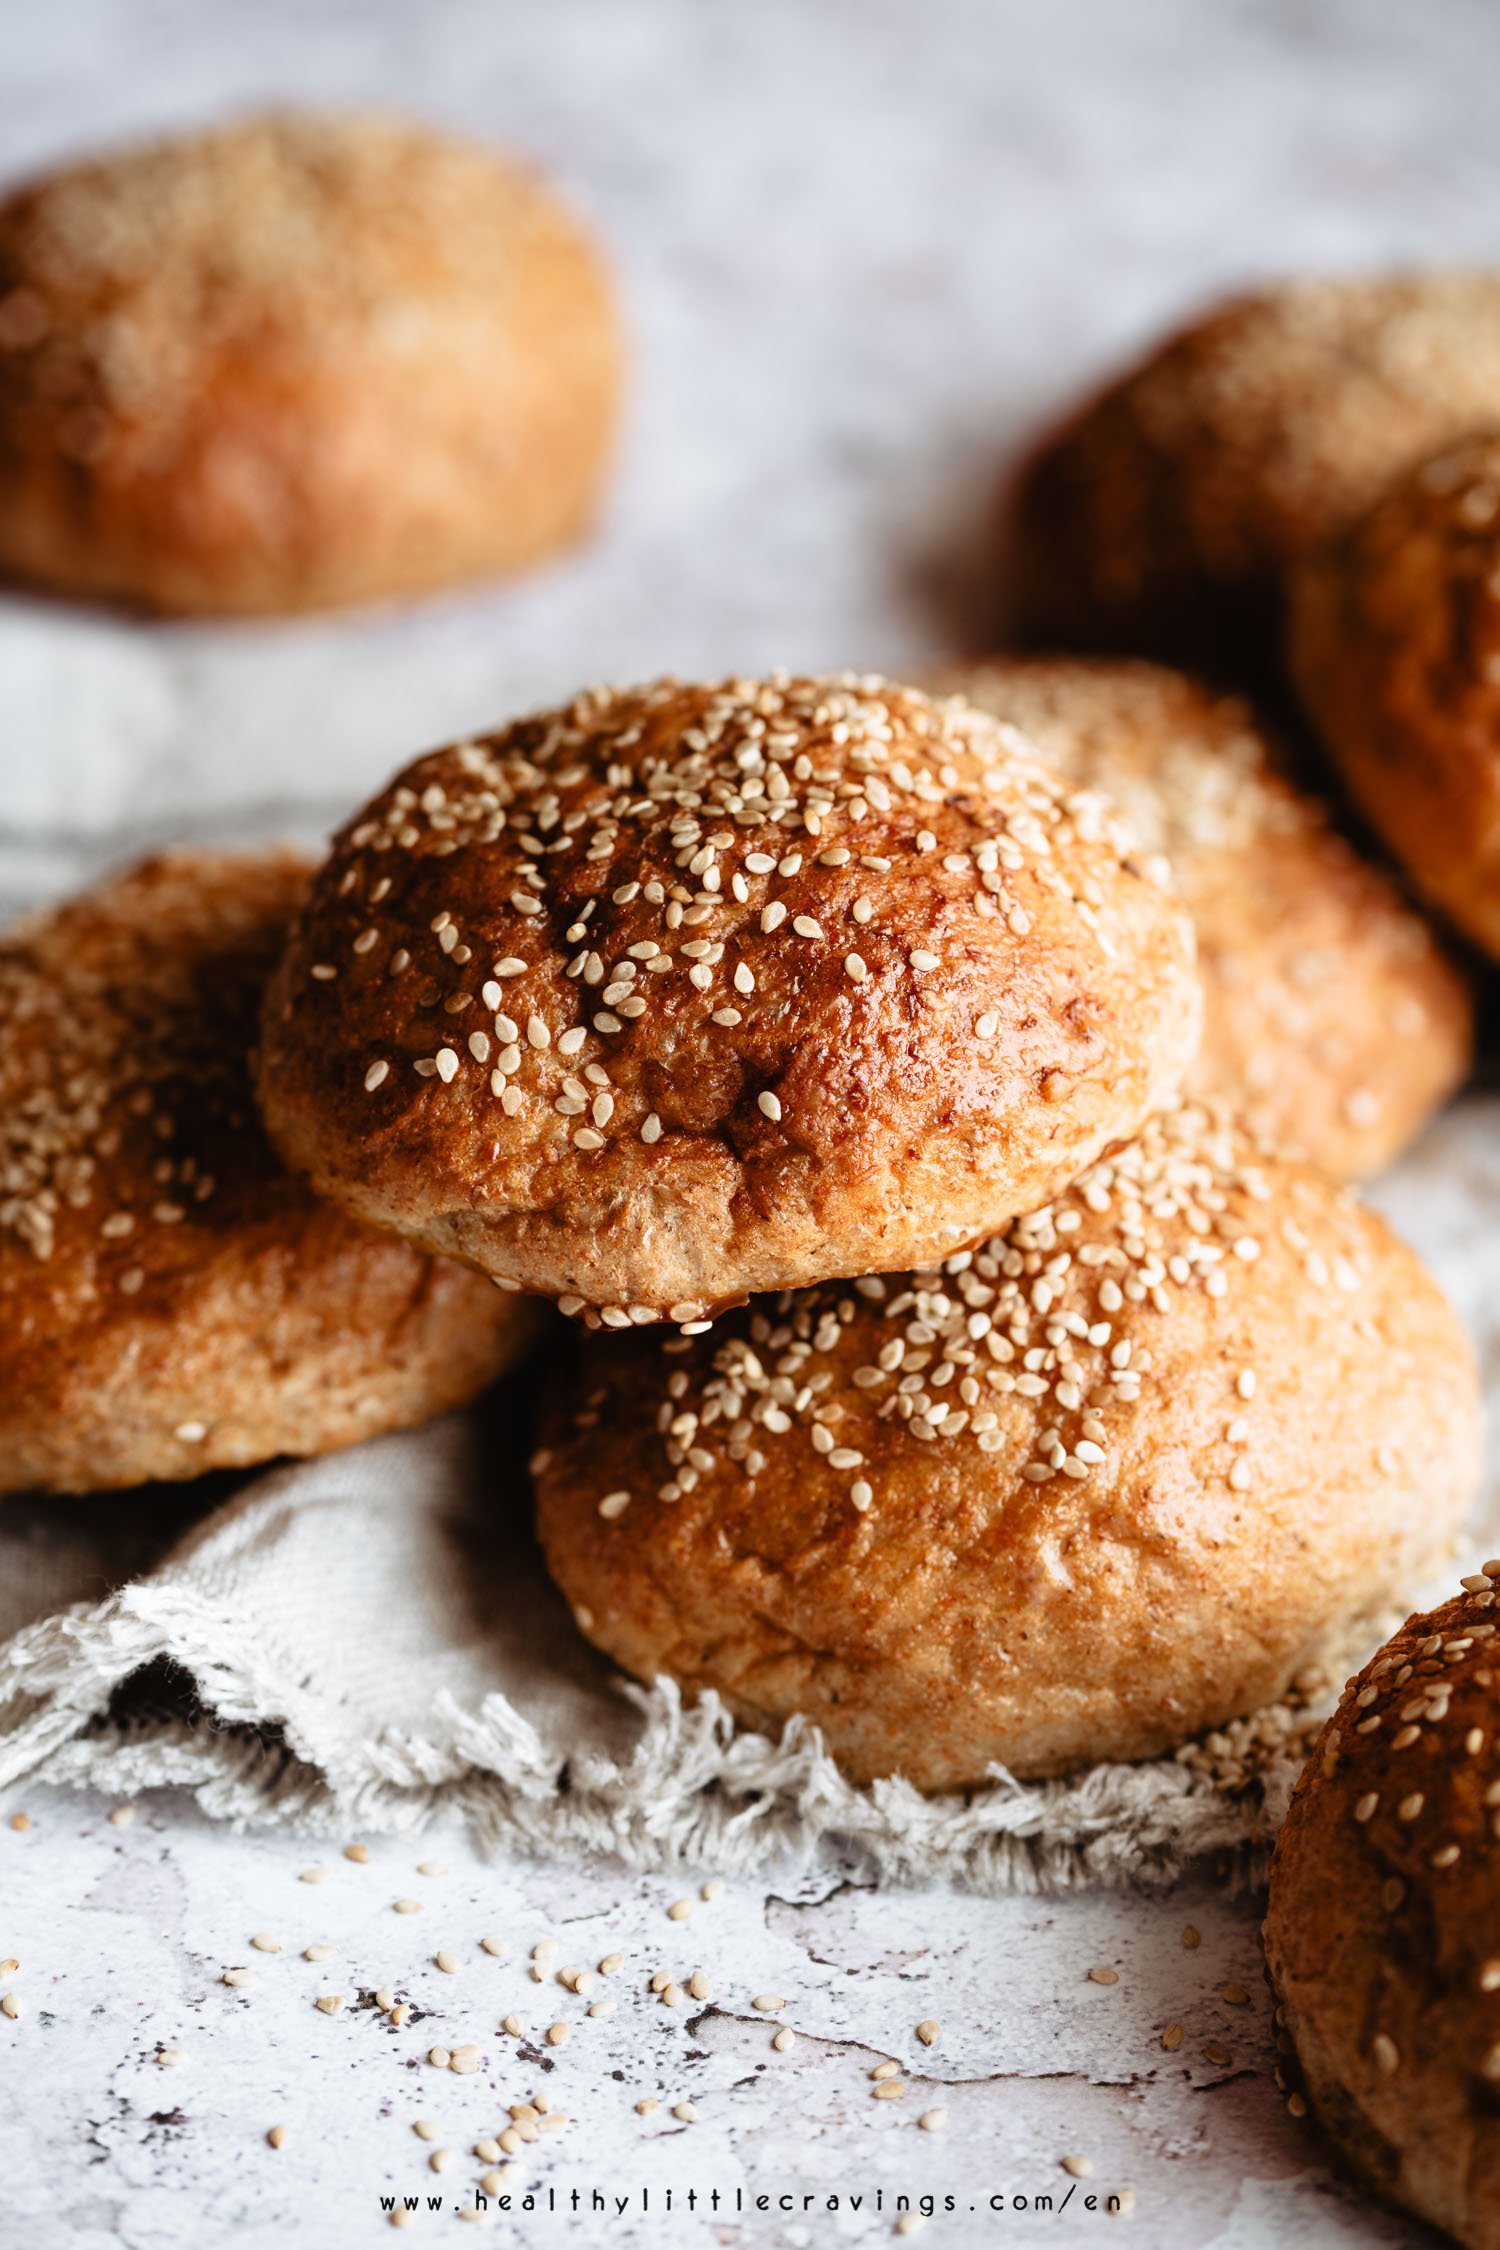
[1,1098,1495,1890]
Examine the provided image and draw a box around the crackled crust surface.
[930,658,1472,1177]
[0,849,538,1495]
[0,110,622,614]
[533,1101,1479,1790]
[1291,432,1500,961]
[258,673,1202,1322]
[1265,1571,1500,2249]
[1010,273,1500,666]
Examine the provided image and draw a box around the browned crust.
[257,673,1202,1322]
[0,110,623,615]
[0,848,539,1495]
[533,1102,1480,1791]
[1009,273,1500,668]
[927,657,1473,1177]
[1265,1572,1500,2249]
[1290,431,1500,962]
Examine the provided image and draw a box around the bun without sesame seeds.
[1291,431,1500,963]
[532,1101,1480,1791]
[928,657,1472,1180]
[0,110,622,615]
[1009,273,1500,667]
[256,672,1202,1323]
[0,849,539,1496]
[1265,1572,1500,2249]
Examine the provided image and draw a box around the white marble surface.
[3,0,1499,2242]
[0,1785,1426,2250]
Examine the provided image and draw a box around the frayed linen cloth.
[1,1099,1495,1894]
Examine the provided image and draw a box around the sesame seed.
[1087,1966,1119,1986]
[502,2013,526,2037]
[0,1995,19,2021]
[915,2019,939,2045]
[480,1936,507,1957]
[872,2080,907,2101]
[364,1061,389,1092]
[303,1944,336,1962]
[393,1898,422,1915]
[1060,2154,1092,2177]
[434,1950,460,1975]
[772,2027,796,2053]
[910,950,940,972]
[266,2125,288,2149]
[314,1994,344,2015]
[546,2022,569,2046]
[250,1933,282,1953]
[752,1994,786,2012]
[757,1091,783,1122]
[919,2108,948,2131]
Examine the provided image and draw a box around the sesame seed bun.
[1264,1569,1500,2247]
[1291,432,1500,963]
[256,673,1202,1324]
[0,110,622,615]
[533,1102,1480,1790]
[927,658,1472,1179]
[0,848,539,1496]
[1009,274,1500,669]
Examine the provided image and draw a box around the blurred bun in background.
[1007,274,1500,674]
[0,110,623,615]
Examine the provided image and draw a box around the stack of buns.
[0,109,1494,2245]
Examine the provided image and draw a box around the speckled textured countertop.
[3,1,1499,2242]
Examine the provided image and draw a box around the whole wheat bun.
[1265,1569,1500,2249]
[1291,432,1500,962]
[533,1101,1480,1791]
[256,672,1202,1325]
[0,849,539,1496]
[0,110,622,615]
[928,658,1471,1179]
[1009,274,1500,668]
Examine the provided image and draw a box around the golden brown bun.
[0,110,622,615]
[257,673,1202,1324]
[1265,1570,1500,2248]
[533,1102,1480,1791]
[1291,433,1500,962]
[1010,274,1500,667]
[927,658,1472,1179]
[0,848,539,1495]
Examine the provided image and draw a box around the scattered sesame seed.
[393,1898,423,1915]
[303,1944,336,1962]
[156,2047,185,2066]
[915,2019,940,2046]
[434,1950,460,1975]
[266,2125,287,2149]
[250,1933,282,1954]
[314,1994,344,2015]
[1087,1966,1120,1986]
[757,1091,783,1122]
